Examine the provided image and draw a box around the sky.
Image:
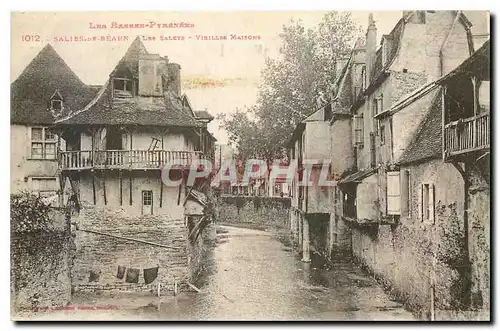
[11,11,403,144]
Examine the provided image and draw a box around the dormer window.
[50,90,64,113]
[113,77,135,98]
[51,99,63,111]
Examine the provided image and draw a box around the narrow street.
[23,225,416,321]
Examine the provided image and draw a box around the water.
[22,225,416,321]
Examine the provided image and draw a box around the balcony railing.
[444,113,490,157]
[59,150,208,170]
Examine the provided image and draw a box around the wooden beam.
[119,171,123,206]
[129,173,133,205]
[160,179,163,208]
[177,182,182,205]
[442,86,447,162]
[92,172,96,205]
[80,229,182,250]
[102,171,107,205]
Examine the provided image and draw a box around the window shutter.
[400,170,409,216]
[418,184,423,221]
[429,184,435,223]
[354,115,363,145]
[387,171,400,215]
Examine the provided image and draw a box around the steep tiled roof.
[11,44,98,125]
[57,82,201,127]
[398,93,442,165]
[369,18,404,84]
[56,37,201,128]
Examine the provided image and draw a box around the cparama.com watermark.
[160,159,337,187]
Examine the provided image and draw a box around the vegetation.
[219,12,361,163]
[11,192,52,233]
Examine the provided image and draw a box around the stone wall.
[467,160,490,310]
[217,196,290,229]
[11,209,72,311]
[349,159,478,319]
[71,204,189,293]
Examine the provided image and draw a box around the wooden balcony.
[444,113,490,158]
[59,150,208,171]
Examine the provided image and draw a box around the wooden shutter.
[370,133,376,167]
[387,171,400,215]
[429,184,435,223]
[354,115,363,145]
[418,184,423,221]
[400,170,409,216]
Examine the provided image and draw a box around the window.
[50,90,63,112]
[274,183,281,195]
[354,115,364,147]
[361,66,367,90]
[31,177,58,195]
[418,183,435,223]
[387,171,400,215]
[380,125,386,145]
[113,78,134,97]
[31,127,57,159]
[51,99,63,111]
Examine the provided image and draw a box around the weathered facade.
[286,10,490,319]
[37,37,216,293]
[10,45,98,203]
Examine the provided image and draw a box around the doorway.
[141,190,153,215]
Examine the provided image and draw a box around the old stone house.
[286,10,489,319]
[436,40,490,313]
[49,37,216,292]
[337,11,489,318]
[10,44,98,203]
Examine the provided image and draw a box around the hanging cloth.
[116,265,126,279]
[143,267,159,285]
[125,268,139,283]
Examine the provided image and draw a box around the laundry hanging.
[116,265,126,279]
[125,268,139,283]
[143,267,159,284]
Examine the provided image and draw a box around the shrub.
[11,192,52,233]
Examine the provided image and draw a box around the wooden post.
[159,179,163,208]
[441,86,447,161]
[102,171,107,205]
[298,213,303,247]
[177,181,182,205]
[302,215,311,262]
[129,173,133,205]
[471,76,479,148]
[92,172,96,205]
[174,281,178,296]
[119,171,123,206]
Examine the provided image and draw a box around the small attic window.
[113,77,134,98]
[50,90,63,112]
[51,100,63,111]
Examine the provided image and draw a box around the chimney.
[138,54,167,97]
[403,11,414,20]
[365,13,378,83]
[167,63,182,97]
